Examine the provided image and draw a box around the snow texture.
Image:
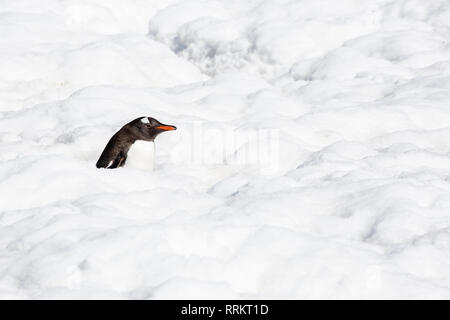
[1,0,450,299]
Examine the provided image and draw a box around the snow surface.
[1,0,450,299]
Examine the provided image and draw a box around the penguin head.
[129,116,177,141]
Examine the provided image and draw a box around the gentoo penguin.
[96,117,176,170]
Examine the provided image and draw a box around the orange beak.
[156,125,177,131]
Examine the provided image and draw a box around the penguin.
[96,116,176,170]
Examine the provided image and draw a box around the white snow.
[106,160,114,169]
[1,0,450,299]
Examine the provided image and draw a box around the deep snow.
[1,0,450,299]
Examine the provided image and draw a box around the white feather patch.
[126,140,155,171]
[140,117,149,124]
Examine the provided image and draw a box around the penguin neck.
[126,139,156,171]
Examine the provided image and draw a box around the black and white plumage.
[96,117,176,170]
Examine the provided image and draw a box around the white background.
[0,0,450,299]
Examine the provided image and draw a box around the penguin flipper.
[107,153,126,168]
[96,152,126,169]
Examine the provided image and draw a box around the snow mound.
[1,0,450,299]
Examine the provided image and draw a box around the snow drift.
[1,0,450,299]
